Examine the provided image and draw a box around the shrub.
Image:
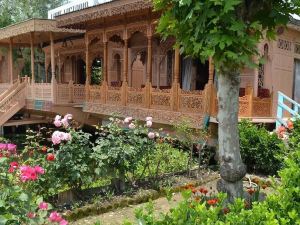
[135,143,189,180]
[128,124,300,225]
[239,120,283,174]
[92,117,157,192]
[0,153,67,224]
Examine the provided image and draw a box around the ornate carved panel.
[83,102,204,128]
[127,25,148,38]
[295,43,300,55]
[277,39,292,51]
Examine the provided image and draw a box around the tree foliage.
[154,0,300,73]
[0,0,66,28]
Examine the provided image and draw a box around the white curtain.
[182,57,193,90]
[294,60,300,103]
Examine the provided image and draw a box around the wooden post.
[102,37,108,104]
[122,27,128,106]
[9,38,13,83]
[68,80,74,103]
[50,32,56,83]
[30,32,35,83]
[85,34,90,101]
[146,36,152,83]
[50,32,57,103]
[246,86,253,117]
[172,47,180,111]
[123,39,128,83]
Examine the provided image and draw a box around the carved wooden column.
[123,40,128,83]
[50,32,57,103]
[146,36,152,83]
[172,47,180,111]
[122,28,128,106]
[50,32,56,82]
[85,34,90,101]
[101,33,108,104]
[30,32,35,83]
[145,26,153,108]
[9,38,13,84]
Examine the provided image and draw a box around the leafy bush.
[135,143,189,180]
[0,152,67,224]
[92,117,157,192]
[129,146,300,225]
[239,120,283,174]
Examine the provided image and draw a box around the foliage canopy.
[154,0,300,73]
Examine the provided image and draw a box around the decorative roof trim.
[56,0,152,28]
[0,19,84,41]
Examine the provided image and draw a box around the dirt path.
[71,179,219,225]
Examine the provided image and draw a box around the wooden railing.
[0,81,26,126]
[86,82,214,115]
[211,86,273,118]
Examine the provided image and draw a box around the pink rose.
[0,143,7,150]
[146,116,152,121]
[49,211,62,223]
[148,132,155,139]
[64,114,73,120]
[52,131,62,145]
[7,144,17,154]
[54,120,62,127]
[27,212,36,219]
[34,166,45,175]
[55,115,62,121]
[124,117,132,124]
[38,202,48,210]
[60,219,68,225]
[128,123,135,129]
[146,120,152,128]
[61,118,69,128]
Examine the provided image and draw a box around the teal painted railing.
[276,91,300,128]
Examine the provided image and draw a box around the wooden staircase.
[0,81,26,126]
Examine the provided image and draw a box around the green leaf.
[19,193,29,202]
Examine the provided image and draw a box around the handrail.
[0,81,20,101]
[276,91,300,128]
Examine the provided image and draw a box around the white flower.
[124,117,133,124]
[146,116,153,122]
[146,120,152,128]
[148,132,155,139]
[129,123,136,129]
[64,114,73,120]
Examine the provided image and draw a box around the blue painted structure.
[276,91,300,128]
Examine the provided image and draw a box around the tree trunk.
[216,71,246,203]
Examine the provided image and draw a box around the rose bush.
[92,116,158,192]
[0,151,68,224]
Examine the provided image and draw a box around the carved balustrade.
[106,86,122,105]
[73,84,85,103]
[212,87,273,118]
[178,89,206,114]
[26,83,52,101]
[127,87,145,107]
[252,97,272,117]
[150,88,172,111]
[0,83,12,95]
[56,84,70,104]
[89,85,102,103]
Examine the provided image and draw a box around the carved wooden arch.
[88,33,103,46]
[106,30,124,42]
[127,25,148,40]
[110,51,123,70]
[130,48,147,67]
